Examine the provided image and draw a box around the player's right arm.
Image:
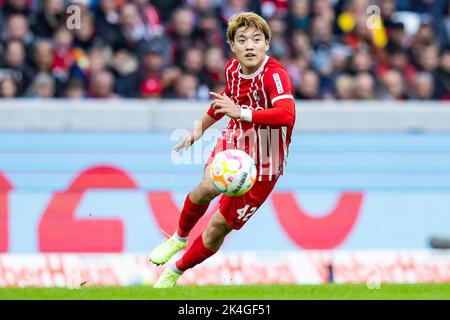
[173,59,232,152]
[174,90,229,152]
[173,112,217,152]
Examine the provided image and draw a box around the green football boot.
[149,233,187,265]
[153,268,181,288]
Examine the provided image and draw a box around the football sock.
[169,263,183,275]
[174,231,188,243]
[177,193,210,238]
[175,233,216,272]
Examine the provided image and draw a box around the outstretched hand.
[210,92,241,119]
[173,126,203,152]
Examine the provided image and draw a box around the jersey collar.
[238,55,269,79]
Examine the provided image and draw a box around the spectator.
[152,0,184,23]
[387,22,410,50]
[0,39,34,94]
[267,13,290,60]
[380,0,397,30]
[334,74,355,100]
[52,26,74,82]
[182,47,205,74]
[189,0,216,19]
[309,16,337,76]
[310,15,334,49]
[417,42,440,72]
[1,0,31,17]
[220,0,253,23]
[341,0,373,50]
[434,48,450,99]
[95,0,122,48]
[32,40,54,73]
[89,69,118,99]
[350,49,374,74]
[140,77,163,99]
[140,42,165,79]
[181,46,209,88]
[287,0,311,32]
[133,0,164,38]
[411,20,438,57]
[88,46,111,75]
[161,66,183,95]
[412,72,435,100]
[2,14,34,49]
[73,9,99,50]
[195,11,226,49]
[0,75,19,98]
[290,29,312,59]
[379,70,408,100]
[296,69,320,99]
[319,44,352,95]
[311,0,335,25]
[329,44,352,76]
[260,0,289,18]
[0,0,447,101]
[415,42,442,98]
[31,0,66,39]
[71,45,110,87]
[377,44,417,88]
[110,47,140,97]
[204,46,226,89]
[286,53,310,88]
[116,2,152,53]
[354,72,376,100]
[26,72,55,98]
[64,78,86,99]
[167,7,198,65]
[168,73,199,99]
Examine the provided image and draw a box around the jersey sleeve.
[248,67,295,126]
[266,67,295,105]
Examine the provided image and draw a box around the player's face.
[231,26,270,75]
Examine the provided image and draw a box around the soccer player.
[150,12,296,288]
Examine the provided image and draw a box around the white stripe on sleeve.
[271,94,294,105]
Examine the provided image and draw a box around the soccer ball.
[209,149,257,197]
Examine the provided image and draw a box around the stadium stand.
[0,0,449,100]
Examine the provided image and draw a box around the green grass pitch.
[0,283,449,300]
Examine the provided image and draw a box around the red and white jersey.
[207,55,296,181]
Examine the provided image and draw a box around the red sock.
[177,193,209,237]
[175,234,216,272]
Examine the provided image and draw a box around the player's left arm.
[211,68,295,126]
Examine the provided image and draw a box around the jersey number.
[237,205,257,221]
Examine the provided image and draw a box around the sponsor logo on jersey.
[273,73,284,94]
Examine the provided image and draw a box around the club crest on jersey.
[253,91,260,103]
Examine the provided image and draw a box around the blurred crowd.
[0,0,449,100]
